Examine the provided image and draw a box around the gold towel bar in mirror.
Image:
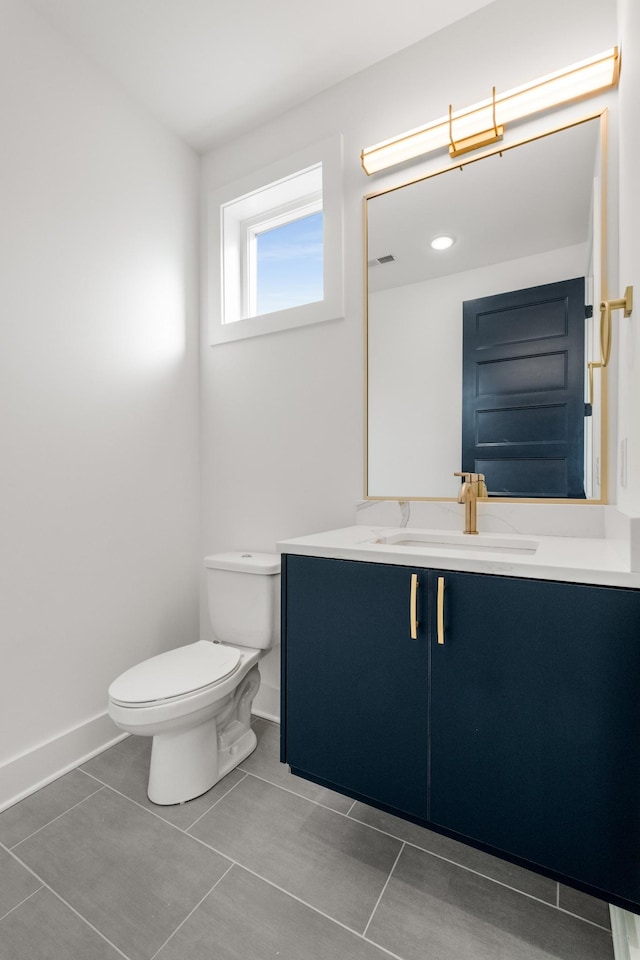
[600,285,633,368]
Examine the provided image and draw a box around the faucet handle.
[454,471,484,482]
[454,472,487,496]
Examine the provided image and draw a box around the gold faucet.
[454,472,487,535]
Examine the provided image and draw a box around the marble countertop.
[277,525,640,588]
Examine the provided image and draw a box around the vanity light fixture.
[361,47,619,174]
[431,235,455,250]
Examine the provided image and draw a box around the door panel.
[463,278,586,497]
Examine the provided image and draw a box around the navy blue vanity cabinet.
[281,554,429,818]
[429,570,640,910]
[282,554,640,913]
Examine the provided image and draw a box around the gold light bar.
[361,47,619,175]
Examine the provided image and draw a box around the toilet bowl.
[107,552,280,805]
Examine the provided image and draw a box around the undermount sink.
[375,530,539,556]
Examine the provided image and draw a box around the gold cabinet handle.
[410,573,418,639]
[437,577,445,645]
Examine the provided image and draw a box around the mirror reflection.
[366,117,605,501]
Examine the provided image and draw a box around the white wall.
[616,0,640,513]
[0,0,200,805]
[200,0,618,716]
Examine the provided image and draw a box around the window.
[208,136,343,345]
[252,206,323,316]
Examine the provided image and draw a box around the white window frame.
[207,135,343,345]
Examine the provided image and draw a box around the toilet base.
[146,666,261,805]
[217,726,258,785]
[147,723,258,805]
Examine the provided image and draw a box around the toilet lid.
[108,641,241,705]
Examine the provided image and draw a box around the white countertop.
[277,525,640,588]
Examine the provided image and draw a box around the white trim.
[207,134,344,345]
[252,680,280,723]
[611,906,640,960]
[0,712,126,813]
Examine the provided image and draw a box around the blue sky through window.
[256,211,323,316]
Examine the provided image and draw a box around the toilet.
[107,552,280,805]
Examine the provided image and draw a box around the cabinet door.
[429,571,640,907]
[283,555,428,818]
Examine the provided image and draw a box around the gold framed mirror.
[364,111,608,502]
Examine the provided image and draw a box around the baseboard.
[252,707,280,724]
[611,906,640,960]
[0,712,127,813]
[252,682,280,724]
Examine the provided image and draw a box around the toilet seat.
[108,641,241,706]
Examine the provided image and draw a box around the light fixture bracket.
[449,87,504,158]
[449,124,504,158]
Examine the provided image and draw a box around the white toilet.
[107,552,280,805]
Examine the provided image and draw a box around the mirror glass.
[366,116,606,501]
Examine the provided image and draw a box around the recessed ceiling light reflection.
[431,235,455,251]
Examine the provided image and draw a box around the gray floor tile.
[0,846,41,919]
[156,864,392,960]
[366,844,614,960]
[349,800,557,904]
[240,718,354,813]
[0,887,122,960]
[0,769,102,849]
[189,774,402,933]
[559,884,611,929]
[13,787,231,960]
[81,733,246,830]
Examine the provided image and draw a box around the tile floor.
[0,718,614,960]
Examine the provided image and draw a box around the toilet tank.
[204,552,280,649]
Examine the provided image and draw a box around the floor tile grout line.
[181,800,614,941]
[1,844,134,960]
[11,739,611,936]
[342,808,576,918]
[241,770,356,818]
[4,777,401,960]
[3,820,611,960]
[243,769,542,906]
[0,885,43,923]
[555,905,612,933]
[148,861,236,960]
[359,935,409,960]
[244,770,612,931]
[186,772,249,832]
[80,767,249,835]
[247,725,614,933]
[75,777,236,844]
[363,842,405,939]
[7,785,105,851]
[228,861,408,960]
[70,764,617,934]
[65,777,246,872]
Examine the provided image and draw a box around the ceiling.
[367,119,600,293]
[26,0,497,152]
